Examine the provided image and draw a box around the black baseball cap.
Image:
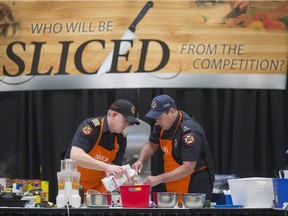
[110,99,140,125]
[145,94,176,119]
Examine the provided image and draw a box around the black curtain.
[0,88,287,203]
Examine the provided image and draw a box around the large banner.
[0,1,287,91]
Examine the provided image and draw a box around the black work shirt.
[149,111,209,170]
[64,116,127,165]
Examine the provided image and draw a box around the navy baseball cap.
[145,94,176,119]
[110,99,140,125]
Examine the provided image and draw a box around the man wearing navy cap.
[63,99,140,193]
[132,94,215,202]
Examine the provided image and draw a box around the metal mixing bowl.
[182,193,206,208]
[86,192,111,207]
[157,192,178,208]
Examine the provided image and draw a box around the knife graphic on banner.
[96,1,154,77]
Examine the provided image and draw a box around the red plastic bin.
[120,185,151,208]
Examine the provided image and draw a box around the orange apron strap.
[160,112,182,140]
[193,165,208,174]
[96,118,104,143]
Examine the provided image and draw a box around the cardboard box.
[101,164,136,192]
[0,178,10,192]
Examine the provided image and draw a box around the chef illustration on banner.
[96,1,153,77]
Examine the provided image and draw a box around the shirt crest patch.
[183,134,195,146]
[81,125,93,135]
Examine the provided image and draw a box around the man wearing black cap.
[63,99,139,193]
[132,94,215,202]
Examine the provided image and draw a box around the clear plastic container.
[61,159,77,172]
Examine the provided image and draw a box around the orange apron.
[77,117,118,193]
[159,112,190,203]
[159,112,208,203]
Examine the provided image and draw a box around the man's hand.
[105,164,124,178]
[230,1,250,11]
[232,14,253,26]
[132,160,144,174]
[144,175,162,187]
